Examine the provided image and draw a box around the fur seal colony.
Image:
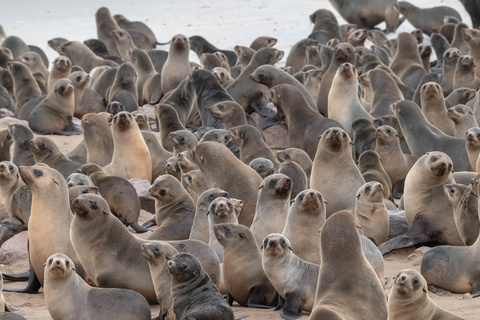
[0,1,478,319]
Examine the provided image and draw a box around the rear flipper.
[129,221,151,233]
[428,284,452,296]
[280,292,303,320]
[3,266,41,294]
[141,219,156,229]
[259,114,283,130]
[2,271,29,282]
[378,219,432,255]
[246,285,274,309]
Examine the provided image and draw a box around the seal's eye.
[299,194,304,201]
[180,263,187,270]
[366,186,371,192]
[217,105,224,110]
[413,278,419,285]
[456,107,465,114]
[431,156,437,162]
[59,86,65,91]
[473,31,477,36]
[180,137,185,143]
[33,169,42,177]
[9,165,13,171]
[209,194,214,200]
[386,129,391,134]
[48,258,53,266]
[76,76,81,82]
[342,132,347,138]
[269,179,277,188]
[90,201,98,210]
[188,176,192,182]
[160,189,166,196]
[65,260,70,268]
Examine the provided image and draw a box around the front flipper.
[280,292,303,320]
[378,218,432,255]
[3,265,41,294]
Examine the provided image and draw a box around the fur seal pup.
[168,253,234,320]
[391,100,472,171]
[18,52,48,80]
[114,14,158,45]
[421,193,480,297]
[374,125,416,190]
[250,173,292,246]
[347,28,368,47]
[278,160,307,200]
[0,129,12,161]
[208,101,248,129]
[328,63,373,137]
[66,173,93,188]
[128,48,162,105]
[1,35,29,59]
[448,104,478,138]
[161,34,190,94]
[466,127,480,171]
[212,67,234,87]
[368,68,403,118]
[78,163,148,233]
[328,0,399,33]
[106,111,152,181]
[310,210,387,320]
[444,183,479,246]
[250,36,277,50]
[442,48,461,95]
[146,174,195,239]
[229,125,278,165]
[308,9,341,42]
[397,2,461,35]
[276,148,312,180]
[390,32,426,89]
[227,47,284,115]
[181,169,207,203]
[156,104,185,152]
[68,71,105,118]
[160,78,196,125]
[142,131,172,181]
[316,42,356,116]
[83,38,122,63]
[19,164,84,290]
[7,61,41,116]
[267,84,340,159]
[169,130,198,155]
[285,39,318,71]
[207,197,238,261]
[191,142,262,226]
[30,137,80,178]
[454,55,480,90]
[250,65,318,111]
[249,158,275,178]
[262,234,318,318]
[310,127,366,216]
[107,62,138,112]
[44,253,150,320]
[0,161,30,224]
[189,188,229,243]
[420,82,455,136]
[357,150,393,200]
[351,118,376,159]
[81,113,113,166]
[165,156,181,181]
[9,124,34,167]
[355,181,389,245]
[214,223,276,307]
[28,78,80,135]
[132,110,149,131]
[282,189,326,264]
[70,193,155,302]
[418,43,432,73]
[379,152,464,254]
[188,35,237,66]
[388,269,462,320]
[58,41,118,73]
[95,7,121,57]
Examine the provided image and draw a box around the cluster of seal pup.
[1,1,480,319]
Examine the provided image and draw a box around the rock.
[129,178,155,214]
[406,246,431,265]
[388,210,410,239]
[463,293,473,299]
[0,230,28,265]
[0,117,28,132]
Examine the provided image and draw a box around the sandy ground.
[0,132,478,320]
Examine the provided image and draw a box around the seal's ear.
[51,178,59,186]
[289,246,293,251]
[422,286,427,293]
[258,185,264,190]
[103,208,109,215]
[349,141,354,145]
[43,262,47,267]
[239,233,245,238]
[356,193,361,199]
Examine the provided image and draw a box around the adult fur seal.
[357,150,393,201]
[329,0,400,33]
[250,173,292,246]
[397,1,462,35]
[29,79,80,135]
[310,127,365,216]
[78,163,148,233]
[267,84,340,159]
[44,253,151,320]
[7,61,41,116]
[391,100,472,172]
[168,253,234,320]
[388,269,462,320]
[107,62,138,112]
[82,113,113,166]
[9,124,35,167]
[30,137,80,179]
[146,174,195,240]
[106,111,152,181]
[214,223,277,308]
[368,68,403,118]
[229,125,278,165]
[262,233,318,319]
[191,142,262,227]
[316,42,356,116]
[282,189,326,264]
[95,7,121,57]
[379,152,464,254]
[58,41,118,73]
[310,210,387,320]
[0,161,31,225]
[420,82,455,136]
[390,32,426,89]
[161,34,190,94]
[308,9,342,42]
